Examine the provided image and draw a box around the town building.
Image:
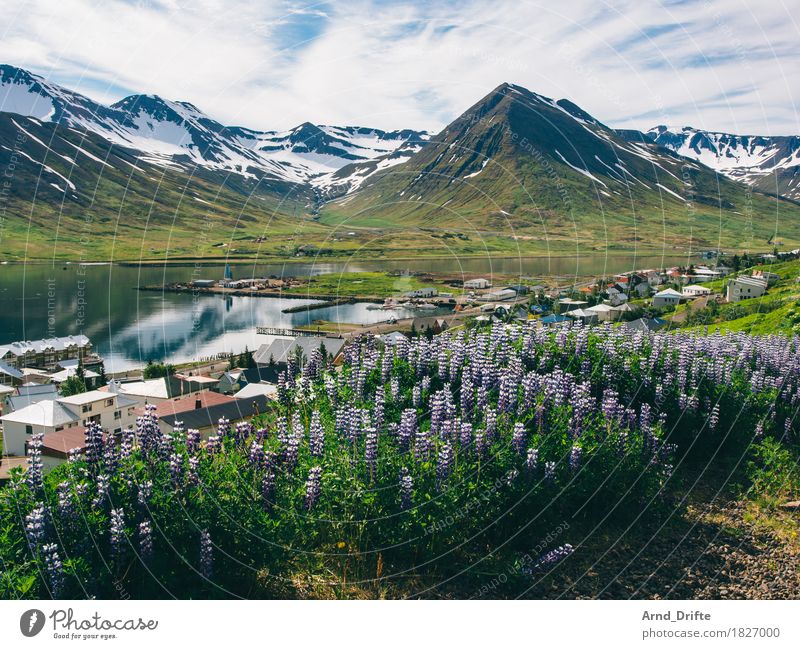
[0,335,93,369]
[1,389,137,456]
[159,394,272,438]
[463,278,491,290]
[652,288,683,307]
[253,336,346,368]
[726,276,767,302]
[404,287,438,298]
[682,285,712,298]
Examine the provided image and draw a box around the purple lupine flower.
[569,445,582,473]
[412,384,421,408]
[109,508,126,562]
[365,429,378,479]
[304,467,323,510]
[42,543,64,597]
[84,421,104,469]
[512,422,526,455]
[169,453,183,486]
[26,430,44,491]
[206,435,221,455]
[137,480,153,509]
[399,467,413,510]
[188,456,200,486]
[199,530,213,578]
[505,469,520,486]
[25,504,46,549]
[390,377,400,401]
[709,404,720,431]
[544,461,556,486]
[459,421,472,449]
[474,428,487,458]
[93,474,110,508]
[262,469,276,511]
[56,482,74,520]
[525,544,574,575]
[186,428,201,455]
[398,408,417,450]
[138,520,154,563]
[436,440,453,488]
[754,420,764,439]
[309,411,325,457]
[414,427,432,462]
[248,440,265,470]
[526,448,539,474]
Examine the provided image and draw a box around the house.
[253,336,346,368]
[752,270,780,286]
[0,361,23,386]
[506,284,530,295]
[605,287,628,306]
[104,375,209,407]
[585,304,618,322]
[623,317,667,333]
[682,285,712,298]
[556,299,589,314]
[233,382,278,400]
[1,389,137,456]
[652,288,683,307]
[135,391,237,420]
[539,314,570,326]
[0,335,93,369]
[191,279,216,288]
[4,383,59,413]
[174,374,220,392]
[381,331,408,346]
[217,366,281,395]
[464,278,491,290]
[159,394,272,438]
[726,276,767,302]
[404,287,438,298]
[631,281,651,298]
[48,366,101,390]
[477,288,517,302]
[564,308,598,324]
[412,317,451,335]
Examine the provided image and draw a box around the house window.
[105,399,114,407]
[25,424,33,435]
[82,404,92,413]
[114,410,122,420]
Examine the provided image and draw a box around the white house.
[1,389,137,456]
[652,288,683,308]
[0,335,93,369]
[605,287,628,306]
[726,276,767,303]
[585,303,618,322]
[464,278,491,290]
[752,270,780,286]
[404,287,438,298]
[682,285,712,298]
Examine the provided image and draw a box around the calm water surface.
[0,254,691,371]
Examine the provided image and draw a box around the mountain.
[320,83,800,253]
[2,66,800,260]
[0,65,427,190]
[631,125,800,202]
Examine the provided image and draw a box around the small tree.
[143,360,176,379]
[59,374,86,396]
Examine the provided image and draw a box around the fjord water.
[0,254,689,371]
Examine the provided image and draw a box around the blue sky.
[0,0,797,135]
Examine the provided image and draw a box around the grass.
[282,271,454,299]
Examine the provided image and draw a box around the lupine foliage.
[0,322,797,598]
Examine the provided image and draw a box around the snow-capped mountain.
[0,65,428,190]
[643,125,800,201]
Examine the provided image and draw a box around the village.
[0,250,794,481]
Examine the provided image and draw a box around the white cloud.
[0,0,797,135]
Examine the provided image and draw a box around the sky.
[0,0,798,135]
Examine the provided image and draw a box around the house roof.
[39,426,89,458]
[540,314,569,324]
[381,331,408,345]
[565,308,597,318]
[0,361,23,380]
[0,335,91,359]
[733,276,768,288]
[49,367,100,383]
[58,389,117,406]
[253,336,345,366]
[0,399,80,427]
[0,384,15,396]
[5,384,59,411]
[624,317,667,332]
[138,391,237,419]
[586,304,614,313]
[233,382,278,400]
[159,394,272,430]
[654,288,683,298]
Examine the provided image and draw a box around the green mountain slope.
[0,114,323,261]
[320,84,800,254]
